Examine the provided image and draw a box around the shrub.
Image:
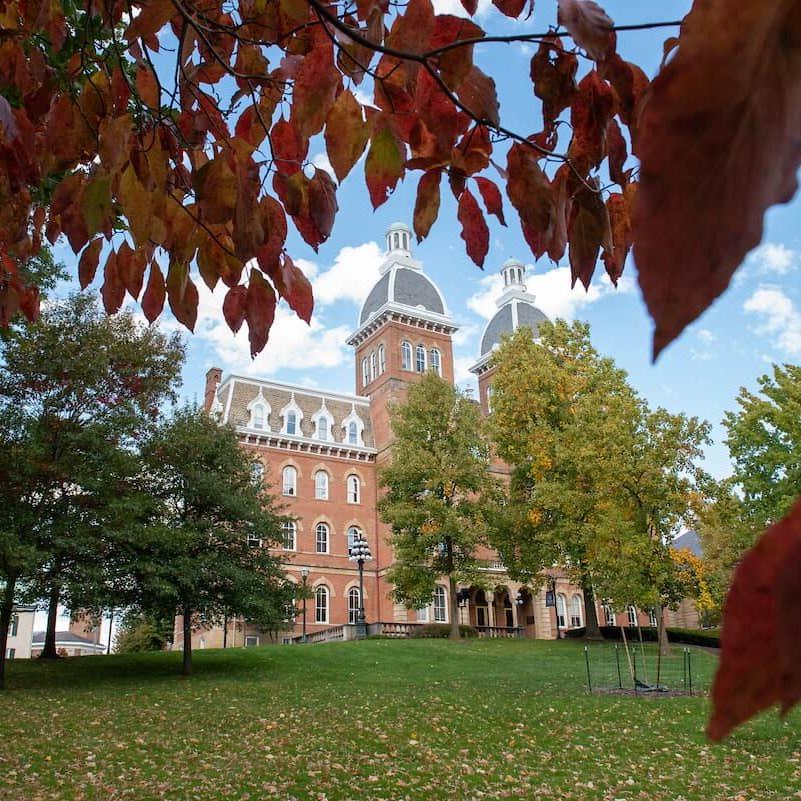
[562,625,720,648]
[410,623,478,639]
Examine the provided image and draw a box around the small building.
[5,605,36,660]
[30,630,106,658]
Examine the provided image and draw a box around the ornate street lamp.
[300,566,309,643]
[348,534,373,639]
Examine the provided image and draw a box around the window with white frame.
[415,344,426,372]
[627,605,637,627]
[430,348,441,376]
[485,385,493,413]
[251,404,266,429]
[10,614,19,637]
[247,525,261,548]
[378,344,386,374]
[648,608,658,628]
[603,604,615,626]
[347,475,360,503]
[317,416,329,441]
[285,410,298,435]
[282,521,297,550]
[314,470,329,500]
[348,587,361,624]
[569,594,583,628]
[250,461,264,485]
[416,605,429,622]
[315,585,329,623]
[245,635,259,647]
[401,341,412,370]
[315,522,329,553]
[347,526,361,553]
[370,350,377,381]
[362,357,369,388]
[434,586,447,623]
[556,593,567,629]
[6,648,15,659]
[282,465,297,496]
[347,421,358,445]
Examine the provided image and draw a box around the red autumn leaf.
[598,53,649,143]
[141,262,166,324]
[451,125,491,176]
[530,35,578,132]
[606,117,628,187]
[602,185,634,285]
[271,254,314,325]
[634,0,801,358]
[100,250,124,314]
[117,240,147,299]
[135,63,159,109]
[413,169,442,242]
[246,268,277,357]
[457,67,500,128]
[475,176,506,226]
[324,89,370,182]
[365,121,405,209]
[193,156,238,224]
[235,105,268,148]
[271,117,308,177]
[256,194,288,272]
[223,284,248,334]
[557,0,616,60]
[291,45,341,139]
[386,0,435,57]
[506,143,556,260]
[568,179,612,289]
[166,262,199,332]
[458,188,489,267]
[308,168,338,246]
[460,0,478,15]
[78,238,103,289]
[708,500,801,741]
[568,69,615,176]
[430,16,485,91]
[492,0,527,18]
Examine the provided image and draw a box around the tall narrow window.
[378,345,386,374]
[401,341,412,370]
[252,404,265,429]
[285,410,297,436]
[417,605,429,622]
[348,587,361,624]
[247,526,261,548]
[315,585,329,623]
[569,594,583,628]
[347,475,360,503]
[250,461,264,485]
[10,614,18,637]
[282,521,297,551]
[317,417,329,441]
[648,608,658,628]
[430,348,441,376]
[348,422,358,445]
[393,232,400,249]
[603,604,615,626]
[315,523,329,553]
[556,594,567,629]
[415,344,426,372]
[347,526,361,553]
[627,605,637,627]
[282,466,297,496]
[314,470,329,500]
[370,351,377,381]
[362,357,369,388]
[433,587,447,623]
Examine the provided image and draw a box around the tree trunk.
[0,575,17,691]
[182,606,192,676]
[222,612,228,649]
[38,581,61,659]
[581,582,603,640]
[657,604,671,657]
[448,575,461,640]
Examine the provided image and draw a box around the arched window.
[485,385,493,413]
[648,608,658,628]
[433,586,447,623]
[362,357,369,388]
[401,341,412,370]
[347,421,358,446]
[417,605,429,622]
[569,594,583,628]
[378,345,386,374]
[347,475,360,503]
[282,466,297,496]
[250,461,264,485]
[315,523,329,553]
[603,604,615,626]
[415,344,426,372]
[282,521,296,551]
[348,587,361,624]
[285,410,298,436]
[315,585,329,623]
[314,470,329,500]
[251,404,265,429]
[370,351,377,381]
[430,348,441,376]
[556,593,567,629]
[627,605,638,627]
[317,416,329,441]
[393,232,400,249]
[347,526,361,553]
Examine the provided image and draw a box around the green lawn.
[1,639,799,801]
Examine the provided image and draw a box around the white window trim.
[378,344,386,375]
[312,404,335,442]
[401,340,412,371]
[314,470,329,500]
[279,394,304,437]
[315,522,330,554]
[346,475,361,504]
[362,357,369,388]
[282,521,297,551]
[347,526,361,552]
[627,605,638,627]
[430,348,441,376]
[341,407,365,447]
[433,587,447,623]
[348,587,361,624]
[282,465,297,497]
[315,585,329,623]
[246,389,271,431]
[415,344,427,373]
[556,593,567,629]
[245,635,260,648]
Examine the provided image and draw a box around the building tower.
[469,258,549,415]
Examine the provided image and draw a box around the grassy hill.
[1,639,798,800]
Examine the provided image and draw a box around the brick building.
[183,223,698,649]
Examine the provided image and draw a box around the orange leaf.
[193,156,237,225]
[506,143,556,260]
[324,89,369,183]
[530,35,578,132]
[458,188,489,267]
[78,238,103,290]
[557,0,616,60]
[457,66,500,128]
[246,268,277,357]
[568,180,611,289]
[475,176,506,227]
[141,262,166,324]
[708,500,801,741]
[568,69,615,176]
[291,45,341,139]
[365,121,405,209]
[413,169,442,242]
[271,254,313,324]
[101,250,124,314]
[223,285,248,334]
[492,0,527,18]
[308,168,338,246]
[166,262,198,332]
[135,63,159,109]
[634,0,801,358]
[271,117,308,177]
[602,185,634,285]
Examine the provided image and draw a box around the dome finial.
[386,222,412,256]
[501,258,526,291]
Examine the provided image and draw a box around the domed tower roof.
[471,259,550,373]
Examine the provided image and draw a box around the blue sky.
[51,0,801,479]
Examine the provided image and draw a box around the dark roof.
[360,267,445,324]
[32,630,101,646]
[480,299,549,356]
[672,530,702,557]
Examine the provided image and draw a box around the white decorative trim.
[312,399,335,442]
[246,387,271,431]
[341,404,365,447]
[280,393,304,436]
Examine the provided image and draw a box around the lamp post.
[515,591,525,636]
[348,534,373,639]
[548,577,561,640]
[300,566,309,643]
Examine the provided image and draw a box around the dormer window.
[348,421,358,445]
[342,406,365,447]
[318,417,329,440]
[280,395,304,437]
[252,405,265,428]
[247,390,270,431]
[286,411,297,435]
[312,402,334,442]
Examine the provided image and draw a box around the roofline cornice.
[347,303,458,347]
[220,375,371,407]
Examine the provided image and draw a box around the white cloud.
[743,285,801,354]
[311,151,335,180]
[312,241,384,307]
[432,0,492,17]
[747,242,797,275]
[466,265,629,322]
[452,321,480,347]
[697,328,717,344]
[453,355,477,386]
[689,347,713,362]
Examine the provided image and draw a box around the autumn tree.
[0,293,184,664]
[136,407,291,675]
[379,373,495,640]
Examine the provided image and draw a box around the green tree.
[0,293,184,666]
[723,363,801,529]
[379,373,495,640]
[114,611,174,654]
[136,408,291,675]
